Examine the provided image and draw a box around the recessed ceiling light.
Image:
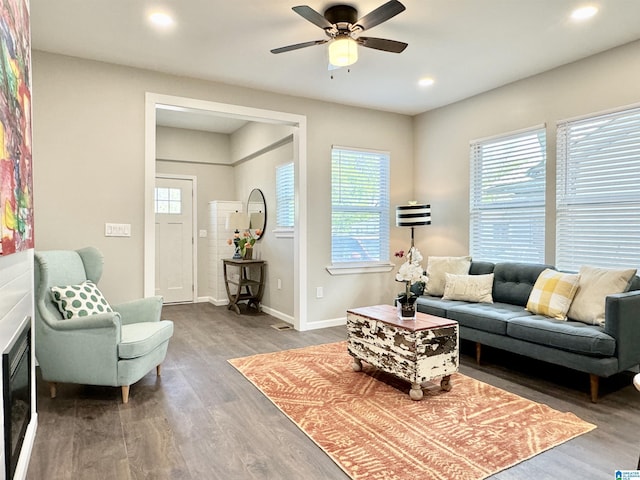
[149,12,175,28]
[570,5,598,21]
[418,77,435,87]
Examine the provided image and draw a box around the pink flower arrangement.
[228,229,262,254]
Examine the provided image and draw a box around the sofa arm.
[604,290,640,370]
[113,296,163,325]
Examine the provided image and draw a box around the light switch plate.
[105,223,131,237]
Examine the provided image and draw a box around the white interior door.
[155,176,194,303]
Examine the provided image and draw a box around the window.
[154,187,181,214]
[275,162,294,229]
[331,146,389,264]
[470,126,546,263]
[556,105,640,271]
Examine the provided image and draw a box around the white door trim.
[155,173,198,303]
[144,92,308,330]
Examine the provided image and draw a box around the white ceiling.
[155,106,249,134]
[30,1,640,116]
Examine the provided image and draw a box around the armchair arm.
[113,296,163,325]
[604,290,640,370]
[35,311,122,386]
[50,312,121,331]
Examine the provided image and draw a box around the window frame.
[469,125,547,264]
[556,103,640,272]
[274,161,295,238]
[327,145,393,275]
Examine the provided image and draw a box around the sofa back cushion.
[469,261,495,275]
[493,263,553,306]
[629,276,640,291]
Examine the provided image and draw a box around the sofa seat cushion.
[446,302,532,335]
[119,320,174,360]
[416,296,467,317]
[507,316,615,357]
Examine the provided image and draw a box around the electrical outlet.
[316,287,323,298]
[277,279,282,290]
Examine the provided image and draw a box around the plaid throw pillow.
[526,269,580,320]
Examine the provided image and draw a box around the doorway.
[154,175,196,303]
[144,93,309,330]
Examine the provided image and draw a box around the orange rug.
[229,341,595,480]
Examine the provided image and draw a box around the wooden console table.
[222,259,266,315]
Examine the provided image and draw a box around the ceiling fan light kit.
[328,36,358,67]
[271,0,408,69]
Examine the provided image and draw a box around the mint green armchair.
[34,247,174,403]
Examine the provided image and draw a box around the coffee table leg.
[410,383,423,401]
[441,375,452,392]
[352,358,363,372]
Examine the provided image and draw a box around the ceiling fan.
[271,1,408,68]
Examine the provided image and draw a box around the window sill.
[273,228,294,239]
[326,263,394,276]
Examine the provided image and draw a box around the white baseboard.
[260,305,294,325]
[195,299,345,332]
[199,296,229,306]
[301,316,347,331]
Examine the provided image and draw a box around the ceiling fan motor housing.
[324,5,358,26]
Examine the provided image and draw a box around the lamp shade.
[396,204,431,227]
[226,212,250,231]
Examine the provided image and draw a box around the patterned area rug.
[229,342,595,480]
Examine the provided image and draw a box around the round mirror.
[247,188,266,240]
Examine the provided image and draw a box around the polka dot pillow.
[51,280,113,319]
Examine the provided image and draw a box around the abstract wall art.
[0,0,33,255]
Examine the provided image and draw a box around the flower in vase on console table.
[394,247,427,319]
[227,229,262,259]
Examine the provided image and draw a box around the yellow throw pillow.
[567,266,637,326]
[442,273,494,303]
[526,269,580,320]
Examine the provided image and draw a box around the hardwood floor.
[27,303,640,479]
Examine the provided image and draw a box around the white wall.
[413,39,640,264]
[156,126,231,164]
[235,142,295,319]
[31,51,413,324]
[0,250,37,480]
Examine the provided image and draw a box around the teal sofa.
[34,247,174,403]
[416,261,640,402]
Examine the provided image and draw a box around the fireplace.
[3,321,31,480]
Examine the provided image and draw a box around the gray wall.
[414,39,640,265]
[31,50,413,325]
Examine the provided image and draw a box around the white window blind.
[556,105,640,271]
[331,147,389,264]
[275,162,294,228]
[470,127,546,263]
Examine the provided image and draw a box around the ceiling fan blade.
[358,37,408,53]
[292,5,333,29]
[271,39,328,54]
[355,0,406,31]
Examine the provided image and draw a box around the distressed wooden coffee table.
[347,304,459,400]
